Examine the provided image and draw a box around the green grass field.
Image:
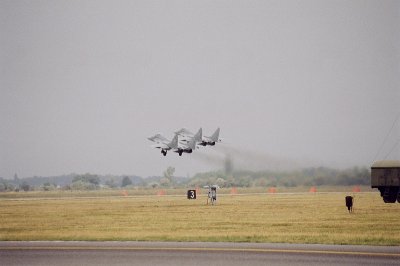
[1,190,399,245]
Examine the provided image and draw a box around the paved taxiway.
[1,241,399,266]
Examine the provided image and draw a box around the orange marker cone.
[309,186,317,193]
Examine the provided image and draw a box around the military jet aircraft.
[174,136,197,156]
[175,128,202,144]
[147,133,178,156]
[148,127,221,156]
[198,128,221,146]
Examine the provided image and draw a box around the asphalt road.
[1,241,399,266]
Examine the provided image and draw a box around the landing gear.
[161,150,167,156]
[179,151,183,156]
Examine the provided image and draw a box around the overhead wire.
[383,138,400,160]
[373,111,400,162]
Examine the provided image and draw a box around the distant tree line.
[188,166,370,188]
[0,166,370,192]
[0,173,146,192]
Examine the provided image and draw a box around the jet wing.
[175,128,193,137]
[148,134,169,143]
[151,143,170,149]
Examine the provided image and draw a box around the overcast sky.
[1,0,399,178]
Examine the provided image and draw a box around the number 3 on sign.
[187,190,196,199]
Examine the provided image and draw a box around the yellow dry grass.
[0,191,399,245]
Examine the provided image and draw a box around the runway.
[1,241,399,266]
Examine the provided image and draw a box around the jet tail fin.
[187,136,197,150]
[169,134,179,148]
[210,128,220,142]
[194,128,202,142]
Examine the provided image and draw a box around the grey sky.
[1,0,399,178]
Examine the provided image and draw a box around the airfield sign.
[187,190,196,199]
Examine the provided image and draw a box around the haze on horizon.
[1,0,399,179]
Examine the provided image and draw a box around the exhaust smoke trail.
[191,150,225,168]
[191,143,317,173]
[213,144,309,172]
